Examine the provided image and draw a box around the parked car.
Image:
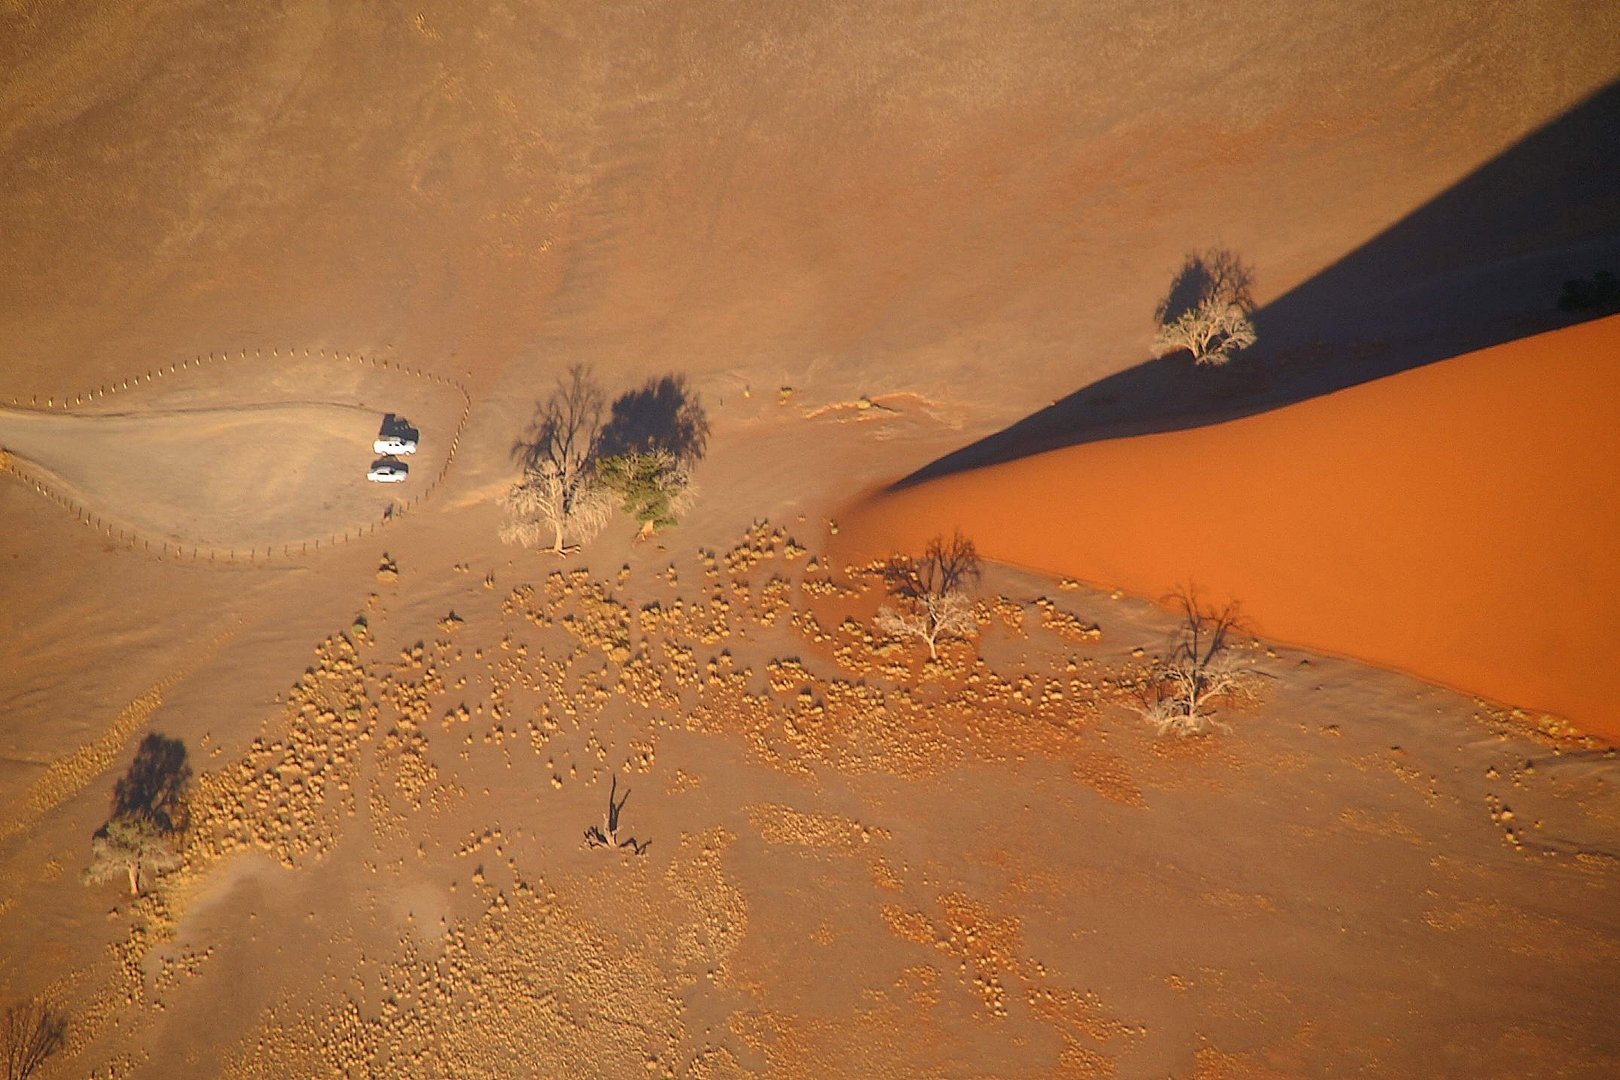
[368,458,409,483]
[374,435,418,455]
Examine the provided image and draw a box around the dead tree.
[875,531,982,660]
[1153,248,1258,365]
[2,999,66,1080]
[503,364,615,556]
[584,775,651,855]
[1137,588,1261,736]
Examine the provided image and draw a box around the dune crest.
[843,315,1620,737]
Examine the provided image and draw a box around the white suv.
[368,459,409,483]
[374,435,418,455]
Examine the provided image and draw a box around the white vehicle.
[368,459,409,483]
[373,435,418,455]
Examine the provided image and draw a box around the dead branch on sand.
[584,775,652,856]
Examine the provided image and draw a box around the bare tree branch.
[2,998,66,1080]
[503,365,614,556]
[1136,587,1260,736]
[875,532,983,660]
[1153,248,1259,365]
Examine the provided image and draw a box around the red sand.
[842,315,1620,737]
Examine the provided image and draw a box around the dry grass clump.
[1034,597,1101,644]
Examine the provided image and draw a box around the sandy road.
[0,401,445,550]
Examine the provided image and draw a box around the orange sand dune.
[843,315,1620,737]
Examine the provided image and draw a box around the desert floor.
[3,3,1619,1077]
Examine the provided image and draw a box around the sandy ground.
[840,314,1620,738]
[0,354,465,550]
[2,2,1620,1077]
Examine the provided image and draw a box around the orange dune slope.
[843,315,1620,737]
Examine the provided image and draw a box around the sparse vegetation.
[597,449,692,539]
[505,367,708,552]
[83,733,191,897]
[1153,248,1258,365]
[1,998,66,1080]
[875,531,982,660]
[1136,588,1260,736]
[584,775,651,855]
[503,364,615,556]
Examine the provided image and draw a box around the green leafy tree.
[83,814,181,898]
[597,450,691,539]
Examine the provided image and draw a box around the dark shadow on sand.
[898,79,1620,488]
[113,732,192,832]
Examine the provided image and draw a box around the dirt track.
[0,356,466,551]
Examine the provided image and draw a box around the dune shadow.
[899,78,1620,487]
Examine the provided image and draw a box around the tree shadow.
[598,374,710,465]
[1,998,66,1080]
[510,363,606,473]
[112,733,191,832]
[898,77,1620,488]
[1156,248,1256,326]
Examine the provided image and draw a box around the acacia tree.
[83,814,181,897]
[1137,588,1261,736]
[502,364,615,556]
[84,734,190,898]
[875,531,982,660]
[2,998,66,1080]
[1153,248,1258,365]
[597,449,692,539]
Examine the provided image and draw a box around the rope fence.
[1,347,473,567]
